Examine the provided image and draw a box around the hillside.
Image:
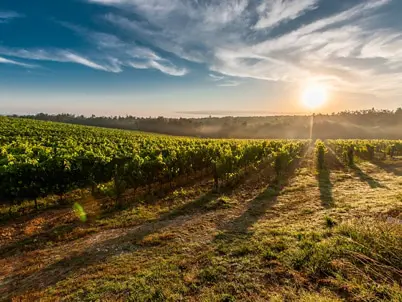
[0,118,401,301]
[18,108,402,139]
[1,143,401,301]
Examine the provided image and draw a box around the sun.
[301,83,328,110]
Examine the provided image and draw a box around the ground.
[0,146,401,301]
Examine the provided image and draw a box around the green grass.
[36,220,401,301]
[2,147,402,302]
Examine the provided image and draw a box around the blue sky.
[1,0,402,116]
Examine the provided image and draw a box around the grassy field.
[1,144,401,301]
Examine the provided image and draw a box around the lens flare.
[73,202,87,222]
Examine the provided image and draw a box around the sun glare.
[301,83,328,110]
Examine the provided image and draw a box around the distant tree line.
[13,108,402,139]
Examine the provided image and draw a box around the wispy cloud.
[147,60,187,76]
[88,0,401,96]
[0,56,35,68]
[126,46,187,76]
[129,58,187,76]
[0,48,120,72]
[209,74,225,81]
[255,0,318,29]
[57,21,188,76]
[209,73,241,87]
[0,11,23,23]
[62,52,121,72]
[2,0,401,97]
[0,17,187,75]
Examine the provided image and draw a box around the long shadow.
[0,221,94,257]
[222,184,280,234]
[0,199,74,225]
[371,160,402,177]
[317,168,334,208]
[325,146,346,171]
[218,145,308,235]
[316,146,341,208]
[0,169,213,225]
[0,177,215,257]
[1,147,310,298]
[1,189,220,299]
[351,164,387,189]
[326,145,387,189]
[1,163,272,299]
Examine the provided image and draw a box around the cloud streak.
[209,73,241,87]
[88,0,401,96]
[57,21,188,76]
[0,11,23,23]
[0,18,188,75]
[0,47,121,72]
[2,0,402,97]
[255,0,318,29]
[0,56,35,68]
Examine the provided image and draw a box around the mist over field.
[2,0,402,300]
[19,108,402,139]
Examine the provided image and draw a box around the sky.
[1,0,402,117]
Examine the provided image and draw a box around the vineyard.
[1,117,401,301]
[327,139,402,165]
[313,139,402,168]
[0,117,306,211]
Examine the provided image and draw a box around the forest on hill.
[15,108,402,139]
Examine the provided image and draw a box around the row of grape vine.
[0,117,307,208]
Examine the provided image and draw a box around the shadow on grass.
[218,145,308,235]
[0,169,213,225]
[1,189,219,299]
[317,169,334,208]
[0,199,74,225]
[1,148,308,299]
[351,164,388,189]
[325,145,346,171]
[222,184,280,234]
[0,222,95,257]
[371,160,402,177]
[1,165,267,299]
[322,143,387,190]
[0,177,215,258]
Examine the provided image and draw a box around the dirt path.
[1,145,401,301]
[0,153,282,299]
